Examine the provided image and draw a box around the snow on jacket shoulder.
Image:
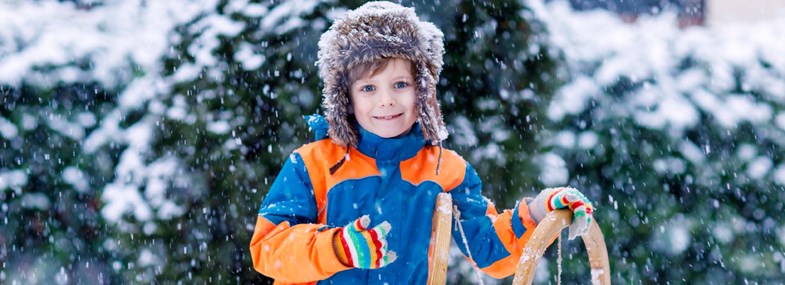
[250,117,538,284]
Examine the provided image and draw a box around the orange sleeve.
[250,215,351,283]
[250,141,354,282]
[477,201,539,278]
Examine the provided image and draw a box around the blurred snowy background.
[1,0,785,284]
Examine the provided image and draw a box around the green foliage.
[0,83,122,283]
[545,57,785,284]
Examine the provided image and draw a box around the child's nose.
[378,89,396,107]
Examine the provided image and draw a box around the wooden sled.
[429,193,611,285]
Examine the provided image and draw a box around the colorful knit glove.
[528,187,594,240]
[333,215,397,269]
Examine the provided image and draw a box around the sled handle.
[511,209,611,285]
[429,194,611,285]
[429,193,453,285]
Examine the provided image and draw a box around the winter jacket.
[250,116,538,284]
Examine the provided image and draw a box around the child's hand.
[333,215,397,269]
[529,187,594,240]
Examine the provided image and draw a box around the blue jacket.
[250,116,538,284]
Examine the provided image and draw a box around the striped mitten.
[529,187,594,240]
[333,215,396,269]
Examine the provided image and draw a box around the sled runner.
[429,193,611,285]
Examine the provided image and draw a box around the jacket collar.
[305,114,426,162]
[354,120,425,162]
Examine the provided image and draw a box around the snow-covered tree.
[1,0,212,283]
[534,1,785,283]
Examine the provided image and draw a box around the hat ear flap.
[414,62,447,144]
[326,84,358,147]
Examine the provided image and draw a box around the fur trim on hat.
[316,1,448,147]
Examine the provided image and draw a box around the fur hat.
[316,1,448,147]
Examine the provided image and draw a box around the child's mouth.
[373,113,403,120]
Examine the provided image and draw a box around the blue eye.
[361,85,376,92]
[394,82,409,89]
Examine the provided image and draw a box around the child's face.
[349,58,417,138]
